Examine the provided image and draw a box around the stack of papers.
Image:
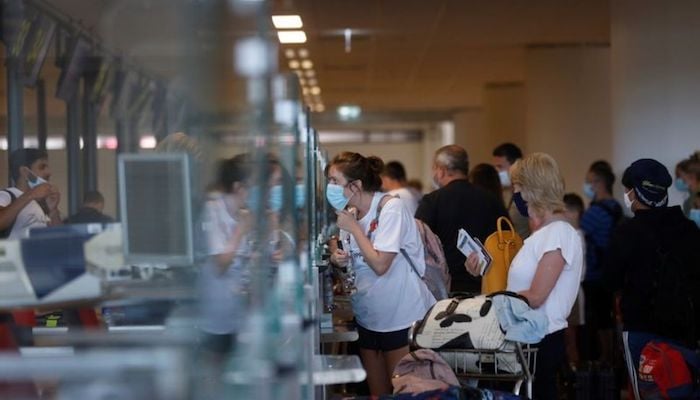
[457,229,493,276]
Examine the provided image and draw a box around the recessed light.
[284,49,296,59]
[310,86,321,95]
[301,60,313,69]
[298,48,309,58]
[316,104,325,112]
[299,78,306,85]
[302,87,310,95]
[272,15,303,29]
[289,60,300,69]
[277,31,307,44]
[304,69,315,78]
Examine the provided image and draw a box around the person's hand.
[331,248,350,268]
[28,183,53,201]
[464,252,481,277]
[335,209,359,235]
[45,186,60,211]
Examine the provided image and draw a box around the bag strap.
[487,290,530,307]
[400,248,422,277]
[496,216,516,243]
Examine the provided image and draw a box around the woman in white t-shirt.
[328,152,436,396]
[466,153,583,400]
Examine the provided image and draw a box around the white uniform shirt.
[507,220,583,334]
[199,194,250,335]
[0,188,50,239]
[343,193,436,332]
[388,187,419,216]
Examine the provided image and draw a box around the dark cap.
[621,158,672,208]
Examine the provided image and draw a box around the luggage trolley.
[434,341,537,398]
[407,293,540,399]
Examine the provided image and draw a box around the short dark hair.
[326,152,384,192]
[382,161,407,182]
[563,193,585,215]
[217,153,252,193]
[492,143,523,165]
[83,190,105,204]
[9,148,48,182]
[589,160,615,194]
[435,145,469,176]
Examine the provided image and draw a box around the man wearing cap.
[603,158,700,399]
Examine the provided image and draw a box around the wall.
[452,109,487,166]
[525,46,612,196]
[483,82,527,159]
[611,0,700,207]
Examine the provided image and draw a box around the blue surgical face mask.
[690,209,700,228]
[295,183,306,209]
[269,185,283,212]
[26,170,47,189]
[675,178,690,193]
[513,191,529,217]
[326,183,349,211]
[583,183,595,200]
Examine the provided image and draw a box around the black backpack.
[0,189,17,239]
[647,229,700,348]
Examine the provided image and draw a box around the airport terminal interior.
[0,0,699,399]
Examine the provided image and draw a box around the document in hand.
[457,228,493,276]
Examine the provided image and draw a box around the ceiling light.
[277,30,307,44]
[301,60,313,69]
[298,48,309,58]
[310,86,321,95]
[299,78,306,86]
[316,104,325,112]
[272,15,303,29]
[307,78,317,86]
[337,104,361,121]
[289,60,300,69]
[304,69,315,78]
[302,87,310,95]
[284,49,296,59]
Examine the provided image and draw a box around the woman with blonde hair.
[466,153,583,400]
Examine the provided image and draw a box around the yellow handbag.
[481,217,524,294]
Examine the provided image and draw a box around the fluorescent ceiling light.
[289,60,300,69]
[302,87,310,95]
[301,60,313,69]
[140,136,157,149]
[277,30,307,44]
[272,15,303,29]
[337,104,361,121]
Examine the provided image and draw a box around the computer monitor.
[118,153,194,267]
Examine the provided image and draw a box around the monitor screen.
[118,153,193,267]
[21,11,56,86]
[56,36,91,101]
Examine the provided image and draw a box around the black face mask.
[513,191,529,217]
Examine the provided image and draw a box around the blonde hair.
[510,153,565,217]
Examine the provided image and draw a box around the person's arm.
[518,249,566,308]
[335,209,397,275]
[0,185,54,230]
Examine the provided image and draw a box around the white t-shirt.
[199,194,251,335]
[343,193,436,332]
[388,187,419,216]
[0,188,50,239]
[507,220,583,334]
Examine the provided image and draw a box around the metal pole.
[6,56,25,183]
[115,118,126,220]
[82,77,98,192]
[66,93,81,215]
[37,80,48,151]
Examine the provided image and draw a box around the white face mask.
[26,170,47,189]
[498,170,511,188]
[624,189,635,210]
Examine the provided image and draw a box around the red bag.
[638,341,694,399]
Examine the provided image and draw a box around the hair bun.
[366,156,384,174]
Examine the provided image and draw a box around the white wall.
[525,46,612,197]
[611,0,700,206]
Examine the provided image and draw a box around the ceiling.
[1,0,610,131]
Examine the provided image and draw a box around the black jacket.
[415,179,507,293]
[603,206,700,337]
[64,207,115,225]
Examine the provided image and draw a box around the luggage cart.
[437,342,537,398]
[409,321,538,399]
